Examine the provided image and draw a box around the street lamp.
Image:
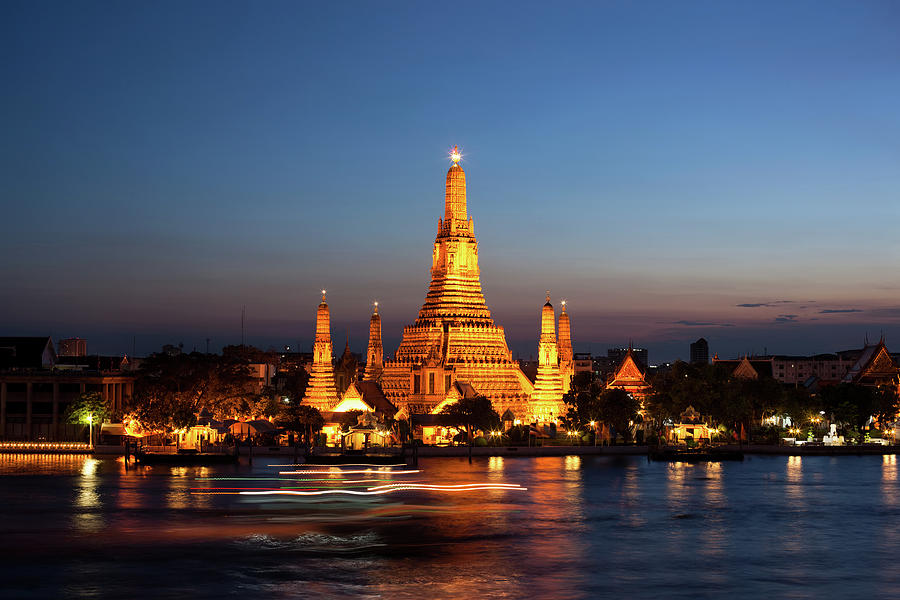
[88,414,94,448]
[590,421,597,447]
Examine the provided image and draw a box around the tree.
[872,385,900,431]
[65,392,109,426]
[276,402,324,450]
[128,348,266,433]
[597,388,641,443]
[560,372,604,433]
[440,396,501,458]
[337,410,364,433]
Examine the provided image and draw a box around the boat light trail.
[278,469,421,475]
[267,463,408,468]
[237,483,527,497]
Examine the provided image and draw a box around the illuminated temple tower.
[558,300,574,393]
[301,290,340,410]
[364,302,383,382]
[381,147,534,416]
[529,294,565,421]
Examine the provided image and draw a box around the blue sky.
[2,1,899,362]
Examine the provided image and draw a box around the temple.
[558,299,574,393]
[380,147,536,418]
[529,294,565,421]
[607,347,651,401]
[364,302,383,382]
[300,290,341,410]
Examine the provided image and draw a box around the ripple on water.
[234,531,386,554]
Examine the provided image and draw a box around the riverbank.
[39,442,900,458]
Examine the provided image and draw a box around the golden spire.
[541,293,555,338]
[304,292,340,409]
[365,299,384,381]
[445,145,467,222]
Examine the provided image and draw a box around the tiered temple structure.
[364,302,383,382]
[301,291,341,410]
[380,147,534,417]
[558,299,574,393]
[529,294,565,421]
[607,347,651,401]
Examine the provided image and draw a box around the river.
[0,453,898,598]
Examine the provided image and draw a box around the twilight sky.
[2,1,899,363]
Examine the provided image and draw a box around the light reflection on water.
[2,454,900,598]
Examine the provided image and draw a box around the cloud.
[736,300,796,308]
[774,314,799,323]
[672,320,735,327]
[819,309,863,314]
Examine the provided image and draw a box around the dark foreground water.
[1,453,899,599]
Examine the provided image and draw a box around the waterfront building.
[320,381,396,446]
[690,338,709,365]
[670,405,716,443]
[364,303,384,382]
[529,294,565,422]
[300,291,341,411]
[0,337,134,441]
[380,149,535,419]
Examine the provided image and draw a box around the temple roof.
[843,340,898,383]
[341,381,397,416]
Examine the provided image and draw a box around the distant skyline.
[2,1,899,362]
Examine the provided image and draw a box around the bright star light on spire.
[450,145,461,164]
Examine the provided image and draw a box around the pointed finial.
[546,290,551,303]
[321,289,327,302]
[450,145,461,164]
[561,298,567,311]
[373,300,379,314]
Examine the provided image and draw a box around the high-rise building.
[380,148,536,418]
[58,338,87,357]
[608,347,648,370]
[690,338,709,365]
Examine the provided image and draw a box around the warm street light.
[88,414,94,448]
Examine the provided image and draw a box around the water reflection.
[487,456,504,478]
[74,457,103,532]
[4,454,900,598]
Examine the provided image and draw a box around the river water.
[1,453,898,599]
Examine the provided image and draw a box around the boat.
[133,447,239,465]
[648,447,744,462]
